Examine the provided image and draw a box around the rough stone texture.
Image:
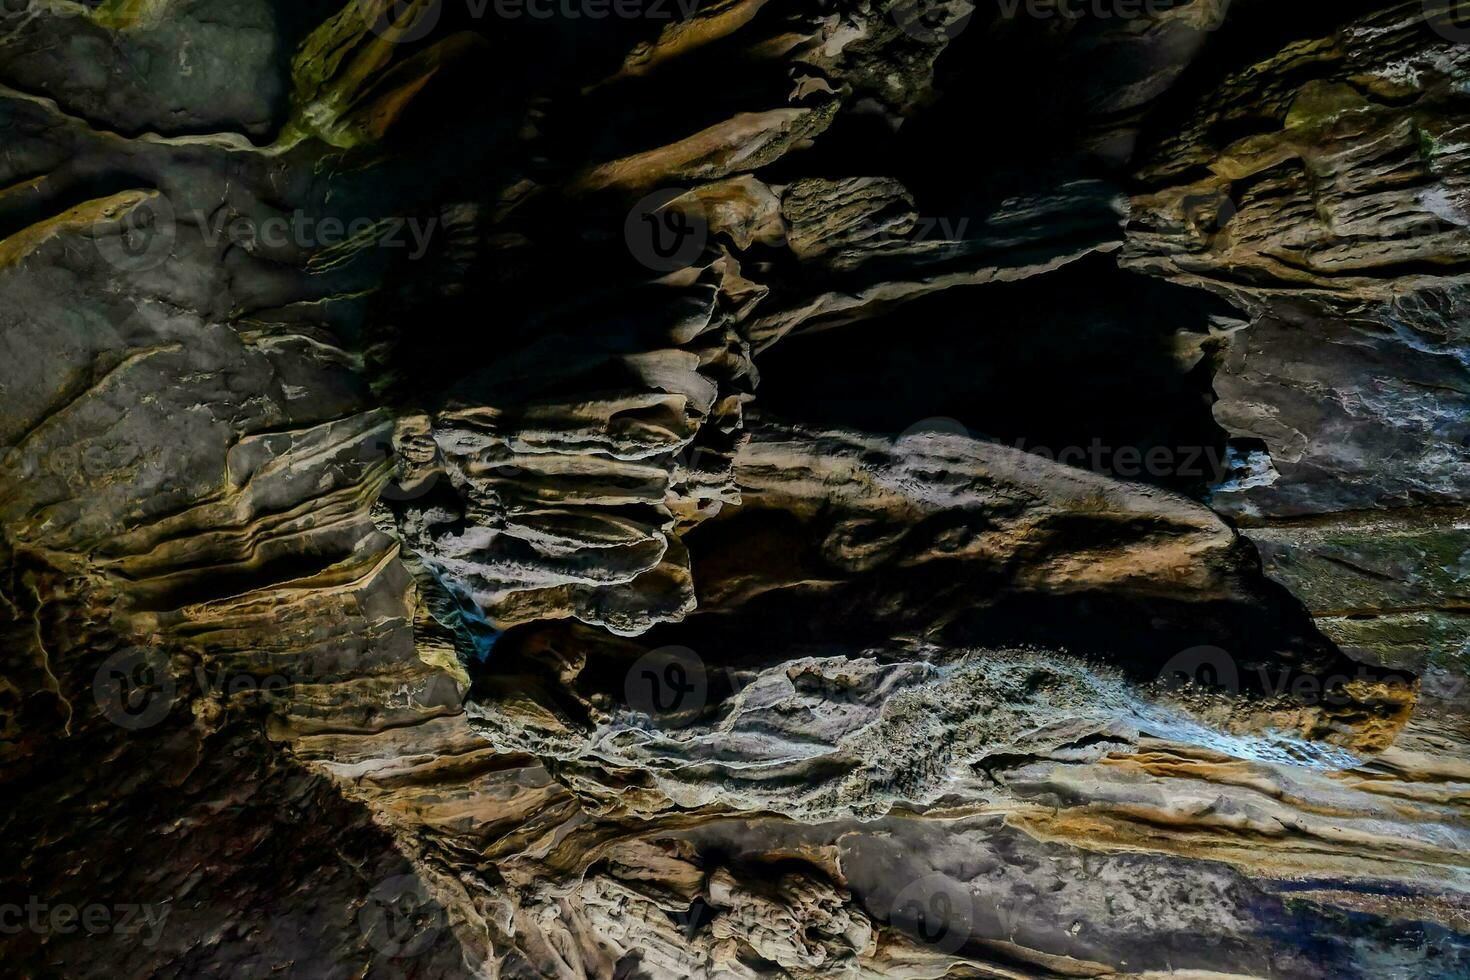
[1,1,1468,978]
[1121,3,1470,761]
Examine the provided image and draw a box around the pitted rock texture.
[2,1,1469,979]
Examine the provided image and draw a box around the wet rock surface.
[1,1,1468,977]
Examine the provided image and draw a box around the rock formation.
[0,0,1466,977]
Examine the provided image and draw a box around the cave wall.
[1,1,1467,977]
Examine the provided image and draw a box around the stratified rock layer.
[1,2,1467,978]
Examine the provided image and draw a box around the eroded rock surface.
[1,1,1467,978]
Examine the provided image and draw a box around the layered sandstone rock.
[0,1,1466,978]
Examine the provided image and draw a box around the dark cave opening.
[749,250,1238,495]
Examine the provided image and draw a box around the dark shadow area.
[1131,0,1413,185]
[751,251,1237,494]
[664,503,1352,684]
